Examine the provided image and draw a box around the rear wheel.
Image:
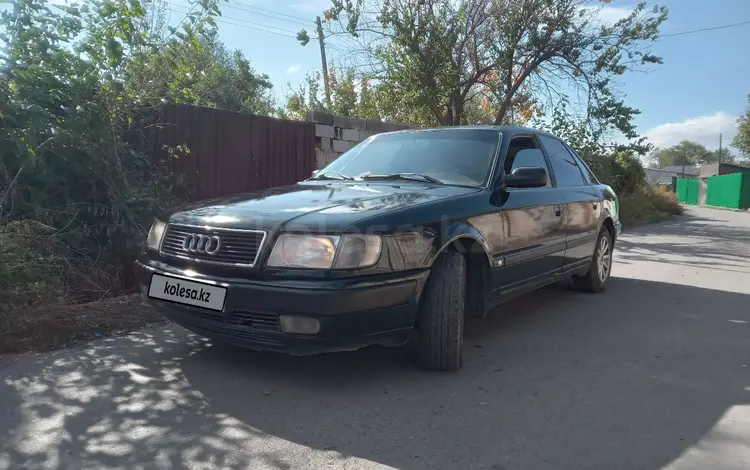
[416,250,466,372]
[572,228,613,293]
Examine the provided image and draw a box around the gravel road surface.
[1,206,749,470]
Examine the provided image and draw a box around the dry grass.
[0,295,165,356]
[619,184,684,228]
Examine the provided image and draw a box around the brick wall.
[305,111,412,169]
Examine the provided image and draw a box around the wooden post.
[316,16,331,108]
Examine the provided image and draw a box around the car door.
[538,135,602,272]
[489,134,567,298]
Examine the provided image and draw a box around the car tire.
[416,250,466,372]
[572,228,613,293]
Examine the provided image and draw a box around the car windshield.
[315,129,501,187]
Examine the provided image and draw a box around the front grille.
[160,224,267,267]
[197,323,284,347]
[174,306,281,333]
[167,307,283,346]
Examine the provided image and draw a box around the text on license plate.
[148,274,227,312]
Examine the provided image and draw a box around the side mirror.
[310,169,320,179]
[504,167,549,188]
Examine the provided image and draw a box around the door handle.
[592,202,598,209]
[554,206,562,217]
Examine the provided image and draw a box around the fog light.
[279,315,320,335]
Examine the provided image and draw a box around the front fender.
[429,222,493,268]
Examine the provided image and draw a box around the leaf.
[106,37,124,67]
[100,1,116,17]
[296,30,310,46]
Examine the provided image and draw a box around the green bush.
[611,151,646,195]
[0,221,64,311]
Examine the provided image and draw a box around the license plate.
[148,274,227,312]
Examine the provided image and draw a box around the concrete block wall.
[306,111,412,169]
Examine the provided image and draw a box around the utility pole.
[719,133,723,163]
[682,147,686,178]
[316,16,331,109]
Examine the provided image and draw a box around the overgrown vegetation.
[618,185,683,227]
[0,0,279,351]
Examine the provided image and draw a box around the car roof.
[376,125,558,140]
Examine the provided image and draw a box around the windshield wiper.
[361,173,443,184]
[313,171,354,181]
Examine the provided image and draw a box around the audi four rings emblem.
[182,233,221,255]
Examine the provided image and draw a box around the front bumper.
[135,257,429,354]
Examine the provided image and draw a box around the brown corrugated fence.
[152,104,316,201]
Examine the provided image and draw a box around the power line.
[218,19,299,38]
[167,7,301,38]
[170,6,300,35]
[660,19,750,38]
[220,2,313,27]
[228,1,311,23]
[169,1,311,29]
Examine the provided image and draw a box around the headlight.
[335,234,382,269]
[266,234,382,269]
[146,220,167,251]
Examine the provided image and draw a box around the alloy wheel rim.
[597,237,611,282]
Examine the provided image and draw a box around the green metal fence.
[705,172,750,209]
[675,178,700,205]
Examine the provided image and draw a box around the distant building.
[699,162,750,178]
[645,165,700,187]
[645,168,686,186]
[658,165,701,177]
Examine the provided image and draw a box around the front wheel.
[572,228,613,293]
[416,250,466,372]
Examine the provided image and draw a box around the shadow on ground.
[615,210,750,274]
[2,276,749,469]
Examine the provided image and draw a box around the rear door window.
[539,135,586,188]
[565,145,598,184]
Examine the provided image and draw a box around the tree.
[282,66,433,125]
[0,0,223,299]
[648,141,717,168]
[282,72,328,120]
[733,94,750,157]
[328,67,360,117]
[126,31,275,115]
[307,0,667,140]
[711,147,738,164]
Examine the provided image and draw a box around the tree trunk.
[453,97,464,126]
[494,95,512,125]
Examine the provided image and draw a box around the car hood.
[165,181,479,232]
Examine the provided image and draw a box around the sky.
[180,0,750,152]
[4,0,750,152]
